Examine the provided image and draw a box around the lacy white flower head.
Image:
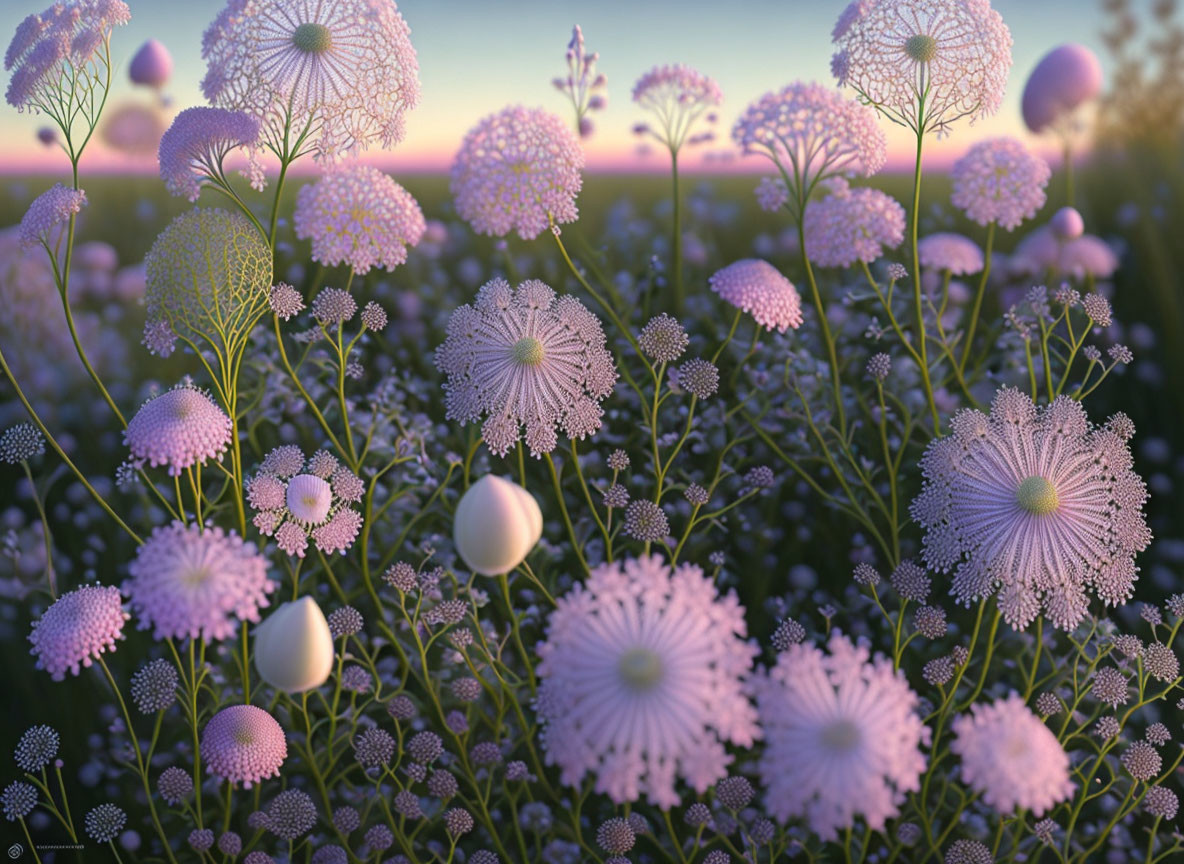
[951,137,1051,231]
[631,64,722,153]
[158,106,264,202]
[201,0,420,161]
[755,631,929,840]
[450,105,584,240]
[247,446,364,558]
[831,0,1012,136]
[553,25,607,138]
[535,554,760,809]
[435,278,617,458]
[294,161,425,275]
[912,387,1151,631]
[803,178,906,268]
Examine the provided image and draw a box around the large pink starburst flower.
[631,64,722,152]
[918,232,984,275]
[19,184,86,250]
[450,105,584,240]
[952,693,1073,815]
[124,383,233,477]
[831,0,1012,135]
[951,138,1050,231]
[732,82,886,214]
[247,447,364,558]
[803,178,905,268]
[435,278,617,457]
[201,0,419,161]
[294,161,425,275]
[536,554,760,809]
[912,387,1151,631]
[29,584,128,681]
[755,631,929,840]
[158,107,264,202]
[124,521,275,642]
[201,704,287,788]
[709,259,804,333]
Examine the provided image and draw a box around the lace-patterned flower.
[803,179,905,268]
[951,138,1050,231]
[631,64,722,152]
[158,106,263,202]
[19,184,86,250]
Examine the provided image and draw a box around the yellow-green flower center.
[1016,475,1059,515]
[618,648,664,692]
[905,34,938,64]
[292,22,332,54]
[820,718,862,753]
[511,336,544,367]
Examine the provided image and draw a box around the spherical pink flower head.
[29,584,127,680]
[450,106,584,240]
[918,232,984,275]
[1022,44,1103,135]
[5,0,131,111]
[124,384,233,477]
[912,387,1151,631]
[124,521,275,642]
[128,38,172,89]
[803,179,905,268]
[435,278,617,458]
[247,447,364,559]
[201,704,287,788]
[158,107,263,202]
[631,64,722,152]
[951,693,1073,815]
[536,554,760,809]
[732,82,886,213]
[710,259,803,334]
[1050,206,1085,241]
[294,161,425,275]
[19,184,86,250]
[755,631,928,840]
[951,138,1051,231]
[832,0,1012,135]
[1059,235,1118,280]
[201,0,419,161]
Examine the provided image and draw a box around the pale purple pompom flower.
[19,184,86,250]
[29,584,128,681]
[918,232,984,275]
[803,179,905,268]
[128,38,172,89]
[709,259,804,333]
[631,64,722,152]
[201,704,287,788]
[124,384,233,477]
[142,319,178,357]
[755,177,789,213]
[158,107,263,202]
[951,138,1051,231]
[268,283,304,321]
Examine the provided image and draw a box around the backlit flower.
[709,259,803,333]
[158,107,263,202]
[803,179,905,268]
[19,184,86,250]
[124,383,233,477]
[631,64,722,152]
[918,232,984,275]
[951,138,1050,231]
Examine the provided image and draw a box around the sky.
[0,0,1112,175]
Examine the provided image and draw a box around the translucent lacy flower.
[451,106,583,240]
[294,161,425,275]
[124,383,233,476]
[201,0,420,160]
[19,184,86,249]
[435,278,617,457]
[247,447,364,558]
[158,106,263,202]
[912,388,1151,631]
[29,584,128,681]
[951,693,1073,815]
[831,0,1012,135]
[536,555,759,809]
[951,138,1051,231]
[709,259,804,333]
[803,179,905,268]
[755,631,929,840]
[124,521,275,642]
[631,64,722,151]
[918,232,984,275]
[201,704,287,788]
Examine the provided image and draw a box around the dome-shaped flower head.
[951,138,1050,231]
[912,387,1151,631]
[733,82,886,214]
[19,184,86,250]
[831,0,1012,135]
[128,38,172,89]
[29,584,128,681]
[5,0,131,111]
[435,278,617,457]
[201,0,419,161]
[247,447,364,558]
[450,106,584,240]
[951,693,1073,815]
[1022,44,1103,135]
[144,208,272,356]
[201,704,287,788]
[158,107,263,202]
[631,64,722,152]
[124,521,275,642]
[536,554,760,809]
[709,259,804,333]
[803,179,905,268]
[758,632,929,838]
[124,383,233,476]
[918,232,984,275]
[294,161,425,275]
